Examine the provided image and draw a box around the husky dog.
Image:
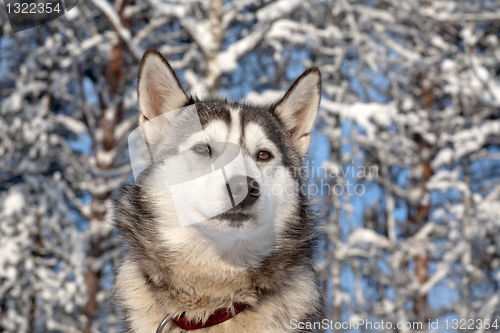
[114,49,322,332]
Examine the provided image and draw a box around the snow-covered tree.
[0,30,88,331]
[306,0,500,330]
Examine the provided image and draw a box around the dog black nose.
[228,176,260,207]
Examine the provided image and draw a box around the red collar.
[172,303,247,331]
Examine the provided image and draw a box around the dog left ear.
[273,68,321,157]
[137,49,189,122]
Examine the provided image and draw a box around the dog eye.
[193,143,210,154]
[257,150,272,161]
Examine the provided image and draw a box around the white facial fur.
[144,106,299,268]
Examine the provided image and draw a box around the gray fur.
[114,49,322,333]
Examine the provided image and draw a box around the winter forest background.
[1,0,500,332]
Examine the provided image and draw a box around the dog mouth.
[214,206,256,227]
[218,212,252,221]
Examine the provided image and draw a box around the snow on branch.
[216,0,302,74]
[216,23,269,73]
[179,16,215,56]
[419,242,466,295]
[88,0,144,62]
[321,100,397,140]
[421,11,500,23]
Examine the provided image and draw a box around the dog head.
[128,49,321,265]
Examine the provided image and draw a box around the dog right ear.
[273,68,321,157]
[138,49,189,122]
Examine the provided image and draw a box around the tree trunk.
[410,83,434,324]
[205,0,224,93]
[83,1,128,331]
